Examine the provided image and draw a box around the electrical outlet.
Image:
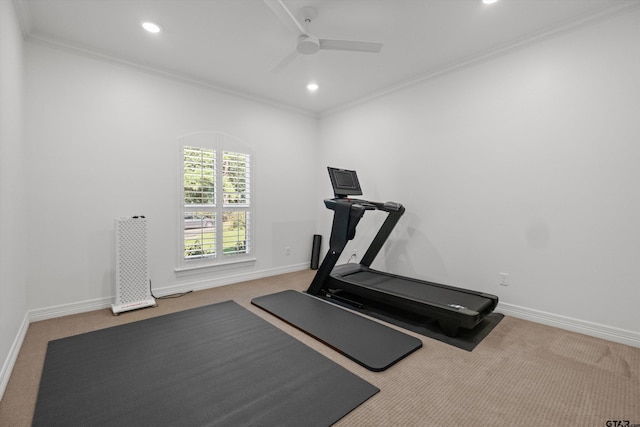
[285,246,291,256]
[499,272,509,286]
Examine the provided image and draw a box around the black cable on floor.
[149,280,193,300]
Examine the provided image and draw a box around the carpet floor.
[1,270,639,426]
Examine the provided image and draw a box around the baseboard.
[153,263,310,297]
[2,264,310,400]
[27,263,311,321]
[24,269,640,346]
[497,302,640,348]
[28,296,113,323]
[0,313,29,400]
[14,268,636,403]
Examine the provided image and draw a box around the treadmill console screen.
[328,167,362,198]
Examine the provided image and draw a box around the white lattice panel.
[112,217,156,314]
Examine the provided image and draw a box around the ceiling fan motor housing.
[297,35,320,54]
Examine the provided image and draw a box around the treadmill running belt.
[343,271,493,313]
[252,290,422,372]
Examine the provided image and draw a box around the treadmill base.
[318,290,504,351]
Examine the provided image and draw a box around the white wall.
[0,0,27,398]
[318,9,640,340]
[24,42,319,315]
[3,5,639,398]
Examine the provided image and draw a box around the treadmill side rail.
[328,264,498,334]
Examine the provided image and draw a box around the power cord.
[149,280,193,300]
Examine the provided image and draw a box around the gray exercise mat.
[33,300,379,427]
[252,290,422,371]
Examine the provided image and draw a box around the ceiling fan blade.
[319,39,383,53]
[270,49,299,73]
[264,0,307,35]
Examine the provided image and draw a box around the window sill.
[175,257,257,277]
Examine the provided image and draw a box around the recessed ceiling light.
[307,82,319,92]
[142,22,161,33]
[483,0,498,4]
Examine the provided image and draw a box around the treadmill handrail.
[308,197,405,295]
[328,198,403,213]
[359,202,405,268]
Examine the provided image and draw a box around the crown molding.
[13,0,32,37]
[15,0,640,119]
[321,1,640,118]
[23,32,318,119]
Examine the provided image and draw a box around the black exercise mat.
[33,301,379,427]
[252,290,422,371]
[318,293,504,351]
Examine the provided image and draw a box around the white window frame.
[176,132,254,273]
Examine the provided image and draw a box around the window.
[179,133,252,269]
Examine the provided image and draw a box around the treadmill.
[307,167,499,337]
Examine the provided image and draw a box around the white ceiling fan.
[264,0,384,71]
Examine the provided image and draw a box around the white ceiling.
[17,0,640,114]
